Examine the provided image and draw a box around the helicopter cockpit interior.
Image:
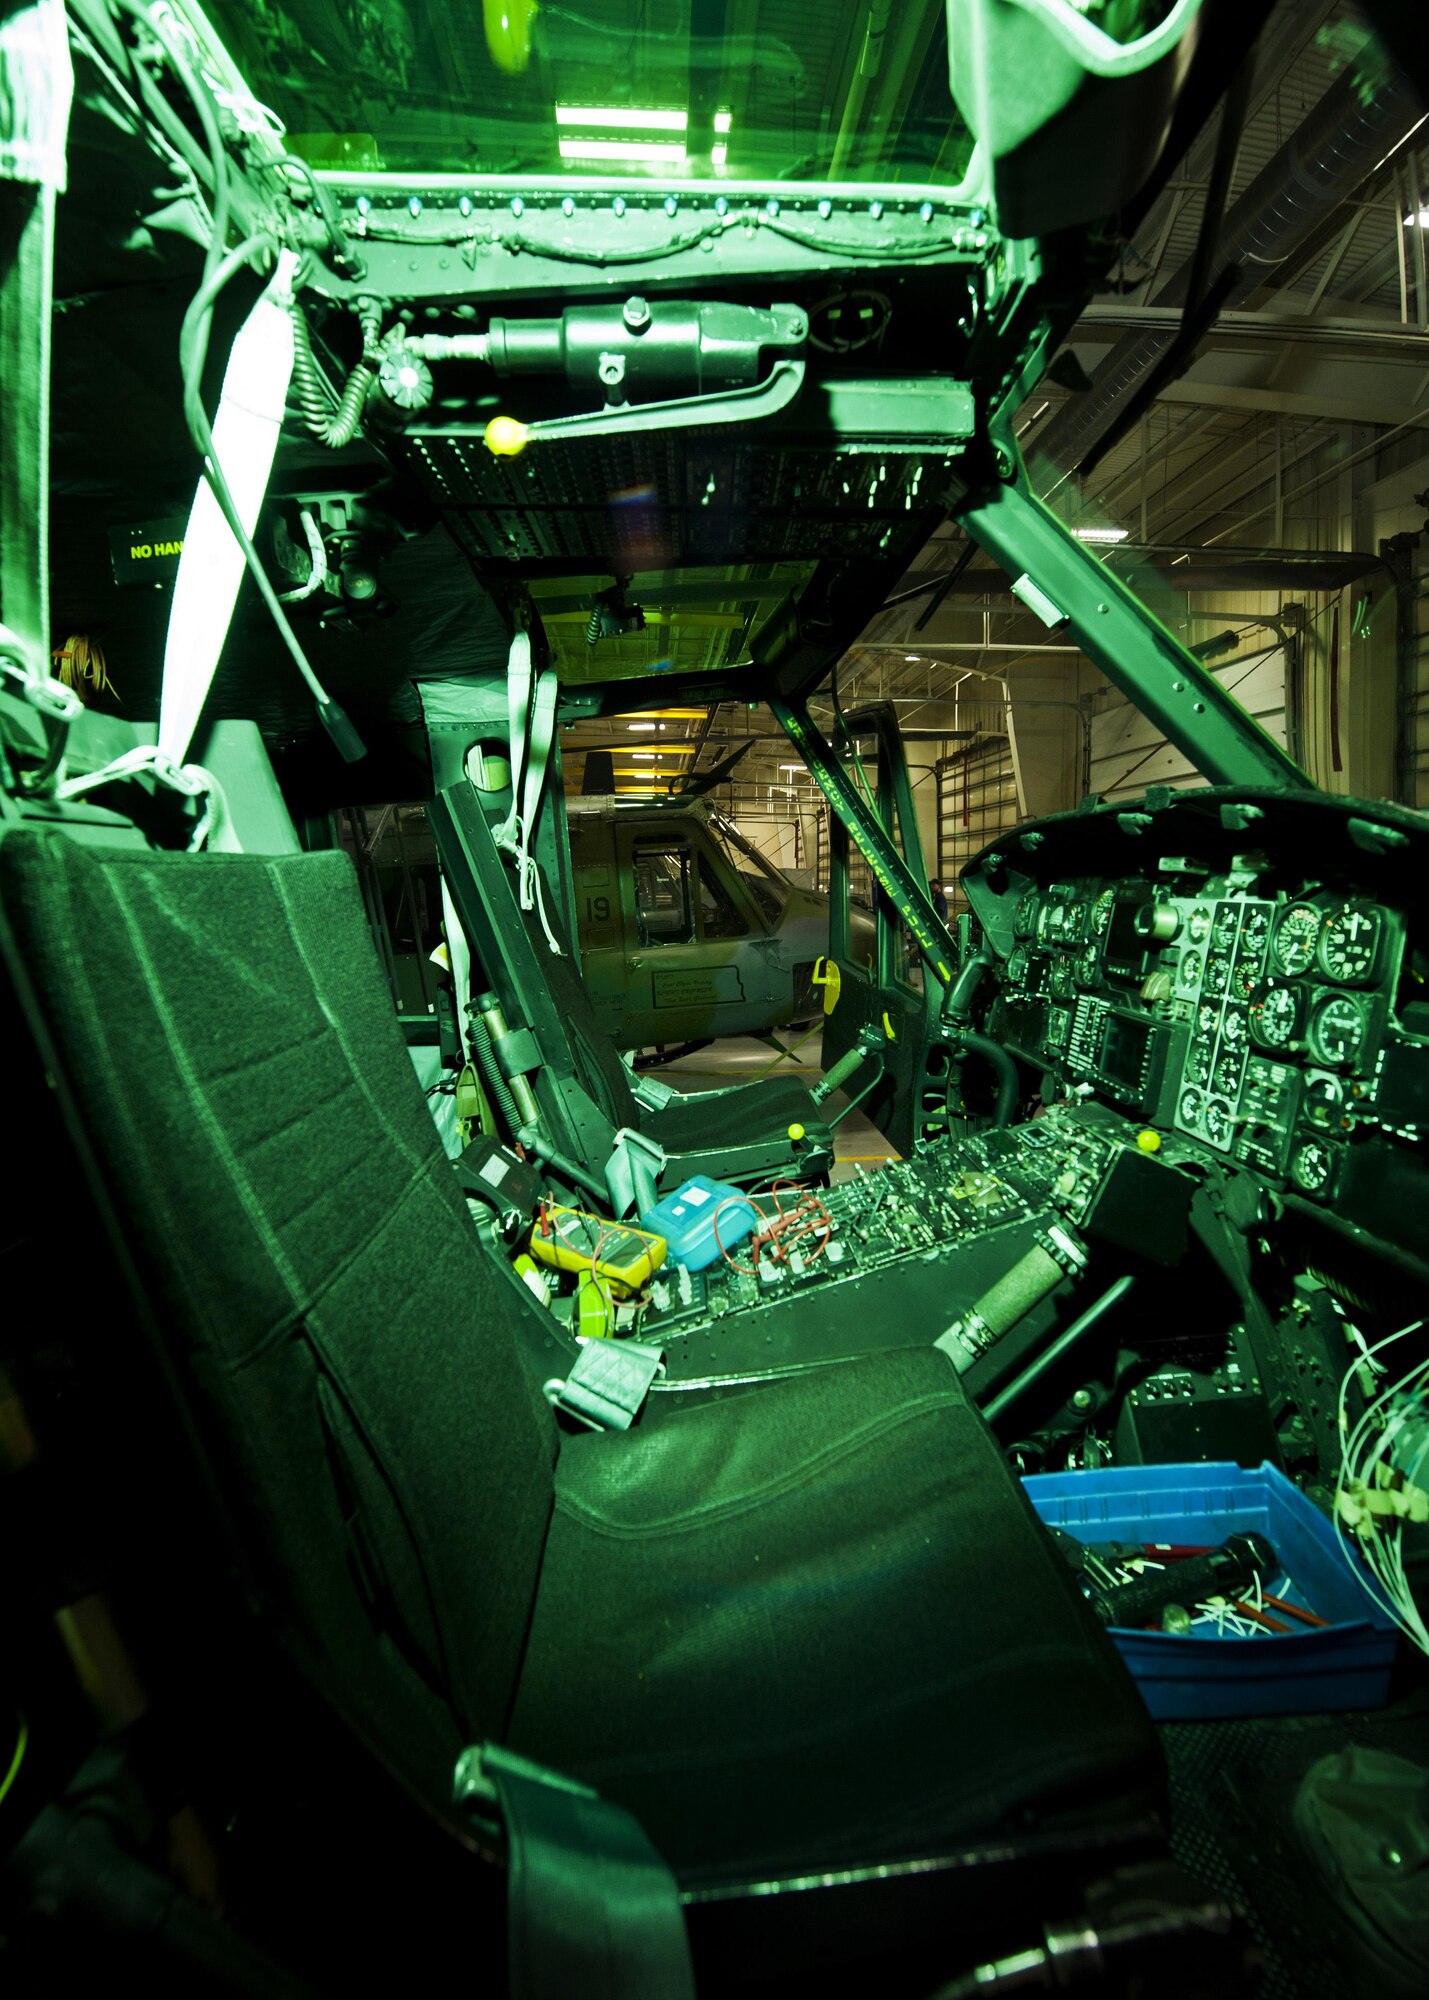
[2,4,1428,1996]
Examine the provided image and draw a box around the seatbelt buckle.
[543,1337,665,1430]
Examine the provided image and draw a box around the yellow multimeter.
[527,1206,666,1298]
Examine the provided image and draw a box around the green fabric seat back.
[0,830,559,1801]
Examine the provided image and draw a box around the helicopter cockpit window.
[635,842,748,944]
[199,0,972,185]
[635,846,694,945]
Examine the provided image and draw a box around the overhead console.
[964,788,1429,1284]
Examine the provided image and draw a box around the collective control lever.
[934,1222,1089,1372]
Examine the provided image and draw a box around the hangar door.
[937,736,1017,917]
[1088,645,1288,804]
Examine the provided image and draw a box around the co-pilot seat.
[427,779,835,1199]
[0,830,1164,1966]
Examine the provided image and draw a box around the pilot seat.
[0,827,1168,1987]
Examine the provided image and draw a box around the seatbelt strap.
[0,2,73,717]
[543,1338,664,1431]
[159,248,301,775]
[455,1744,695,2000]
[494,633,563,952]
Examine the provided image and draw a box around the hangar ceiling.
[561,0,1427,831]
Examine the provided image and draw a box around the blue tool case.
[1023,1460,1399,1720]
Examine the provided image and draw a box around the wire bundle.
[51,635,117,705]
[713,1181,833,1275]
[1333,1319,1429,1656]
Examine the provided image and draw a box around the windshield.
[199,1,970,184]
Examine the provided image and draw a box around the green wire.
[0,1712,28,1809]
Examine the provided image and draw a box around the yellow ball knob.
[484,415,530,457]
[787,1123,806,1143]
[1135,1128,1162,1154]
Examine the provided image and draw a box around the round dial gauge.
[1198,1002,1221,1039]
[1233,957,1261,1000]
[1308,992,1369,1067]
[1240,907,1271,954]
[1076,944,1101,987]
[1270,902,1322,976]
[1006,946,1030,986]
[1178,1086,1204,1127]
[1290,1139,1334,1195]
[1214,1053,1245,1099]
[1248,983,1301,1050]
[1203,1098,1232,1148]
[1187,906,1212,944]
[1213,906,1240,951]
[1203,954,1231,995]
[1220,1006,1248,1048]
[1178,949,1203,989]
[1303,1074,1348,1130]
[1183,1038,1214,1088]
[1014,891,1040,938]
[1050,955,1077,999]
[1091,889,1115,937]
[1317,905,1380,985]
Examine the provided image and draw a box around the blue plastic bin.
[1023,1461,1398,1721]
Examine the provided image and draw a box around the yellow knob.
[787,1123,806,1143]
[485,415,530,456]
[1136,1128,1162,1154]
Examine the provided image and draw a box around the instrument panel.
[973,791,1429,1276]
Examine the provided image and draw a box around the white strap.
[492,633,564,955]
[159,248,301,769]
[55,744,228,851]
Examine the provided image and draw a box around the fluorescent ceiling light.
[711,143,728,167]
[559,139,688,164]
[627,721,657,730]
[556,106,687,131]
[1072,526,1129,543]
[631,751,655,759]
[1405,210,1429,226]
[714,110,732,135]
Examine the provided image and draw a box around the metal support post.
[770,697,956,988]
[954,451,1316,792]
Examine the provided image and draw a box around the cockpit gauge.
[1091,889,1115,937]
[1214,1053,1244,1099]
[1303,1074,1348,1130]
[1240,907,1271,954]
[1203,954,1231,995]
[1183,1038,1214,1088]
[1049,955,1077,999]
[1308,992,1370,1068]
[1248,983,1301,1051]
[1178,949,1202,990]
[1178,1086,1204,1127]
[1014,890,1040,938]
[1076,944,1101,987]
[1290,1139,1334,1195]
[1203,1098,1232,1148]
[1212,906,1240,951]
[1006,945,1030,987]
[1220,1006,1248,1049]
[1317,906,1380,985]
[1269,902,1322,976]
[1187,906,1212,944]
[1197,1002,1221,1038]
[1233,958,1261,1000]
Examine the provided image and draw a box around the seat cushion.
[646,1070,818,1159]
[507,1345,1163,1884]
